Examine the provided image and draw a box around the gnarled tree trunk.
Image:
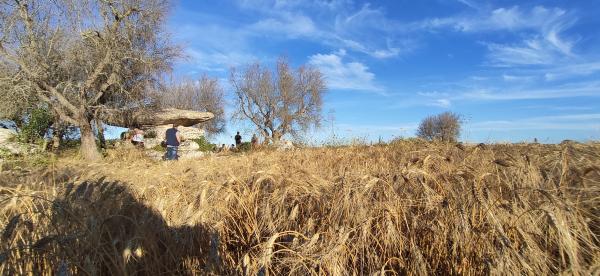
[96,119,107,149]
[79,120,101,161]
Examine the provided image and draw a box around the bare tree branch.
[0,0,179,160]
[230,57,326,142]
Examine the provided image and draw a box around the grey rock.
[0,142,40,156]
[179,140,200,152]
[143,138,162,150]
[179,151,205,160]
[103,108,213,128]
[147,125,205,142]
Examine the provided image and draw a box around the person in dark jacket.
[234,131,242,148]
[165,124,181,160]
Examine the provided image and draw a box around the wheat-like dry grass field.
[1,140,599,275]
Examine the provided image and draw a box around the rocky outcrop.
[0,129,41,157]
[103,108,214,128]
[179,140,200,151]
[105,107,213,160]
[145,149,207,161]
[0,142,40,156]
[179,151,206,160]
[143,125,205,150]
[143,138,162,150]
[147,125,205,140]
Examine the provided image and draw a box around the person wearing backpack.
[164,124,181,160]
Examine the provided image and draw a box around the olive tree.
[0,62,38,127]
[416,111,462,142]
[230,58,326,142]
[0,0,177,160]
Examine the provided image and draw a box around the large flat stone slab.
[103,108,214,128]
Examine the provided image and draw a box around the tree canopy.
[416,111,462,142]
[230,58,326,142]
[0,0,178,159]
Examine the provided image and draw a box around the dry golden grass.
[1,140,599,275]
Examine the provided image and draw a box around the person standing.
[131,128,145,148]
[235,131,242,148]
[165,124,181,160]
[251,134,258,149]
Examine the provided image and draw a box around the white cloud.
[485,39,558,66]
[418,91,449,97]
[419,6,567,33]
[412,6,578,67]
[456,0,478,9]
[430,99,452,108]
[522,105,595,111]
[308,51,383,92]
[417,91,452,107]
[336,123,419,134]
[542,62,600,81]
[471,113,600,131]
[186,48,257,72]
[460,81,600,101]
[502,74,534,82]
[331,4,415,58]
[247,13,318,38]
[237,0,352,11]
[236,1,412,59]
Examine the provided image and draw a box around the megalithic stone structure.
[101,108,214,128]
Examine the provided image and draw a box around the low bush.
[17,108,52,144]
[237,141,252,152]
[145,130,157,139]
[192,136,217,152]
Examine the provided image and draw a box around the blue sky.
[164,0,600,144]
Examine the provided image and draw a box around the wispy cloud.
[184,48,257,72]
[502,74,534,82]
[417,6,568,33]
[485,40,559,66]
[236,1,413,59]
[308,50,384,93]
[542,62,600,81]
[430,99,452,108]
[471,113,600,131]
[456,0,479,10]
[387,79,600,109]
[522,105,595,111]
[246,12,319,39]
[336,123,418,135]
[460,81,600,101]
[417,91,452,107]
[413,5,579,67]
[481,7,576,67]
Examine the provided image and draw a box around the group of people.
[122,124,181,160]
[121,127,260,160]
[121,128,145,148]
[215,131,259,152]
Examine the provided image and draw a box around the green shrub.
[151,144,166,152]
[192,136,216,152]
[238,142,252,152]
[0,148,11,159]
[145,130,157,138]
[18,108,52,143]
